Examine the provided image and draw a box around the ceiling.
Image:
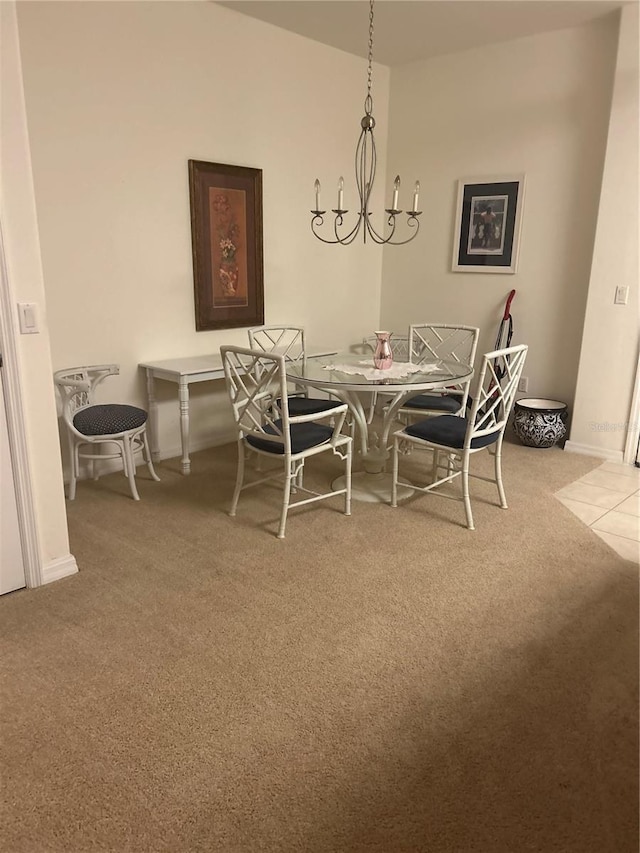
[216,1,626,66]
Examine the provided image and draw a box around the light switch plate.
[17,302,39,334]
[614,286,629,305]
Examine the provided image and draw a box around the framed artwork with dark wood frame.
[452,175,525,274]
[189,160,264,330]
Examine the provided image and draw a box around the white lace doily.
[323,360,439,381]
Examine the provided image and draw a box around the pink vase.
[373,331,393,370]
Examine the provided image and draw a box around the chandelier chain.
[366,0,374,102]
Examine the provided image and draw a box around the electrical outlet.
[614,286,629,305]
[518,376,529,393]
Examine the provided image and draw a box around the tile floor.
[555,461,640,564]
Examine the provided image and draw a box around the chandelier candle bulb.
[412,181,420,213]
[314,179,320,211]
[338,176,344,210]
[392,176,400,211]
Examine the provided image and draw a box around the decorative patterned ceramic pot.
[513,398,568,448]
[373,331,393,370]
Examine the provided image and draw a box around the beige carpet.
[1,436,637,852]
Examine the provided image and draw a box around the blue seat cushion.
[73,404,147,436]
[246,420,333,455]
[276,395,342,417]
[282,396,341,417]
[405,414,500,449]
[404,393,462,413]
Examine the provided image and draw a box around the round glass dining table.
[285,353,473,502]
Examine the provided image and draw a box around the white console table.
[140,349,336,475]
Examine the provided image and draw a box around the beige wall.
[16,1,388,459]
[0,2,76,583]
[381,16,620,416]
[567,3,640,461]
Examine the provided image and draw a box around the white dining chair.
[54,364,160,501]
[391,344,528,529]
[221,345,353,539]
[397,324,479,423]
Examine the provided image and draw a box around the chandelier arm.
[354,127,367,209]
[364,128,376,210]
[311,212,364,245]
[370,215,422,246]
[311,220,343,245]
[364,213,394,244]
[367,132,384,244]
[337,226,364,246]
[333,214,363,245]
[363,131,392,243]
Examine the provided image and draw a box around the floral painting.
[210,189,248,306]
[189,160,263,331]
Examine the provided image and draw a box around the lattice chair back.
[247,326,307,367]
[400,324,479,417]
[410,324,479,368]
[222,347,295,454]
[466,344,528,447]
[246,325,340,417]
[55,364,119,433]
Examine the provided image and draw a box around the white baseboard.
[41,553,79,585]
[564,440,624,464]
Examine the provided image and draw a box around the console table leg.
[145,369,160,463]
[178,379,191,475]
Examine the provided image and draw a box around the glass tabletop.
[286,353,473,389]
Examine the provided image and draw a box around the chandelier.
[311,0,421,245]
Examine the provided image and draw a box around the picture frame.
[188,160,264,331]
[452,175,525,274]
